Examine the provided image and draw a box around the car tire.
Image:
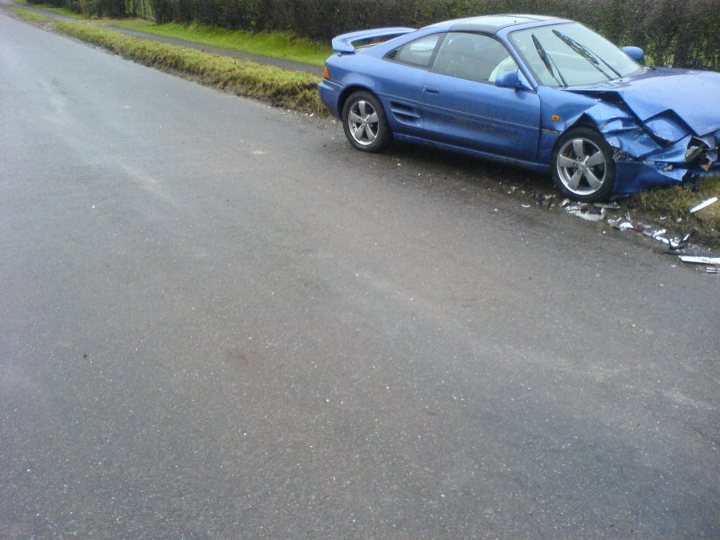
[342,91,391,153]
[552,127,615,202]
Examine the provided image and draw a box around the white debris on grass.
[689,196,718,214]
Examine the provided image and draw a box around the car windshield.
[509,22,644,87]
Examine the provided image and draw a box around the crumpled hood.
[556,67,720,195]
[570,68,720,138]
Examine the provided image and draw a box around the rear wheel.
[552,127,615,202]
[342,91,391,153]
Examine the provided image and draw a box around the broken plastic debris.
[647,227,697,250]
[566,204,605,222]
[535,194,555,207]
[646,228,667,239]
[608,215,635,231]
[679,255,720,265]
[689,196,718,213]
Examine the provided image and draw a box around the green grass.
[12,0,86,19]
[110,20,331,66]
[629,175,720,245]
[11,6,54,22]
[55,22,325,114]
[10,2,330,66]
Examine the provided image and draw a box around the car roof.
[426,14,568,34]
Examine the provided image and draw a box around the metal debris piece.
[561,198,571,208]
[592,202,622,210]
[675,228,698,249]
[679,255,720,265]
[689,196,718,213]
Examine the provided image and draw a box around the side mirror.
[495,70,530,90]
[622,46,645,63]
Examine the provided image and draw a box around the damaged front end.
[579,100,719,194]
[545,68,720,195]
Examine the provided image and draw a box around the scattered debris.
[535,194,555,207]
[608,212,698,251]
[566,203,605,222]
[651,228,697,250]
[608,215,636,231]
[706,267,720,274]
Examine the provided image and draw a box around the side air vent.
[385,50,399,60]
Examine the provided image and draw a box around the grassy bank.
[11,6,54,22]
[110,20,330,66]
[55,22,324,113]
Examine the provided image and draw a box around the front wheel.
[552,127,615,202]
[341,91,391,153]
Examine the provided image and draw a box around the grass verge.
[13,0,85,19]
[627,175,720,247]
[11,6,54,22]
[111,20,331,66]
[55,22,325,114]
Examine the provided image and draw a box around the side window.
[432,32,517,83]
[387,34,442,68]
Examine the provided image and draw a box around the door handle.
[423,87,440,94]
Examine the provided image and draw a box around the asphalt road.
[1,11,719,539]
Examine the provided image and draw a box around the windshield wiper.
[531,33,567,87]
[552,29,621,80]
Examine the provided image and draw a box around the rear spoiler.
[331,27,415,54]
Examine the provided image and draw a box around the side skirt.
[393,133,550,174]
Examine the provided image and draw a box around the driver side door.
[419,32,541,161]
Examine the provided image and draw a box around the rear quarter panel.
[326,51,430,137]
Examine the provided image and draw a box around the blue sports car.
[318,14,720,201]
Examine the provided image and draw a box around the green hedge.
[28,0,720,70]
